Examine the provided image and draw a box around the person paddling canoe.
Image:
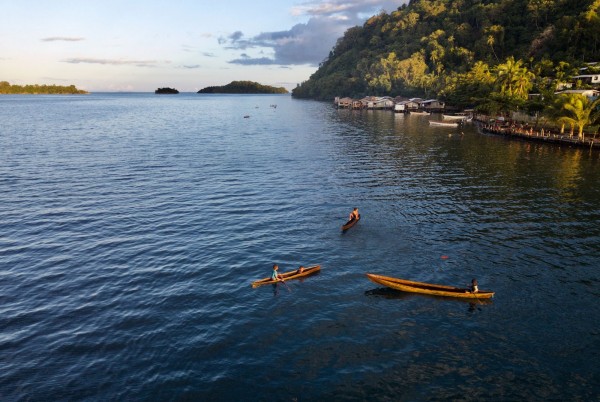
[467,278,479,293]
[349,207,359,221]
[271,264,283,281]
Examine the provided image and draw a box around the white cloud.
[41,37,85,42]
[61,58,170,68]
[221,0,406,66]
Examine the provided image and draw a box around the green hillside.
[292,0,600,104]
[198,80,288,94]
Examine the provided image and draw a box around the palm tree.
[484,25,503,63]
[557,94,600,139]
[493,57,534,101]
[545,94,569,134]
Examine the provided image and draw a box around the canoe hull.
[442,114,467,120]
[429,121,459,127]
[252,265,321,288]
[366,273,494,299]
[342,215,360,231]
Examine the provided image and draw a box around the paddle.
[279,278,292,292]
[465,282,483,305]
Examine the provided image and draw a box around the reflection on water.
[0,94,598,401]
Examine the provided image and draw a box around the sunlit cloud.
[41,76,71,82]
[61,58,169,67]
[291,2,352,16]
[291,0,396,17]
[42,37,85,42]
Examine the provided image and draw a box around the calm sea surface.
[1,93,599,401]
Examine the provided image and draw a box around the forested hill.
[0,81,88,94]
[292,0,600,101]
[198,81,288,94]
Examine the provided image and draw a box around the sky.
[0,0,407,92]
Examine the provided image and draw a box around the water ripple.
[0,94,598,400]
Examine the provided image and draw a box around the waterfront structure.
[571,74,600,86]
[555,89,600,99]
[421,99,445,111]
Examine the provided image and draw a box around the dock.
[477,121,600,150]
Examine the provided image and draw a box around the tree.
[527,0,555,29]
[365,52,400,93]
[421,30,446,75]
[396,52,433,94]
[557,94,600,139]
[493,57,534,101]
[484,25,504,63]
[440,61,494,107]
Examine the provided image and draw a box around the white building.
[572,74,600,86]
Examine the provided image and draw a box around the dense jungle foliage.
[0,81,88,94]
[291,0,600,107]
[198,81,288,94]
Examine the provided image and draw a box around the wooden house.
[394,103,405,113]
[421,99,445,111]
[403,99,421,111]
[337,97,353,108]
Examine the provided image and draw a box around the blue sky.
[0,0,406,92]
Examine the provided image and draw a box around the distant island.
[155,87,179,94]
[0,81,87,94]
[198,81,288,94]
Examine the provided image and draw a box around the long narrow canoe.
[366,273,494,299]
[342,214,360,231]
[429,120,459,127]
[252,265,321,288]
[442,114,467,120]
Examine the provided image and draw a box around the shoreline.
[474,116,600,150]
[335,101,600,151]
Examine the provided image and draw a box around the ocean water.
[1,93,598,401]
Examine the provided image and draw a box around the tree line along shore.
[0,81,88,94]
[0,80,287,95]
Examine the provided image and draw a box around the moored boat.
[429,120,459,127]
[252,265,321,288]
[342,214,360,231]
[366,273,494,299]
[410,111,430,115]
[442,114,467,120]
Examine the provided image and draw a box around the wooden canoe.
[429,120,459,127]
[342,214,360,231]
[442,114,467,120]
[251,265,321,288]
[366,273,494,299]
